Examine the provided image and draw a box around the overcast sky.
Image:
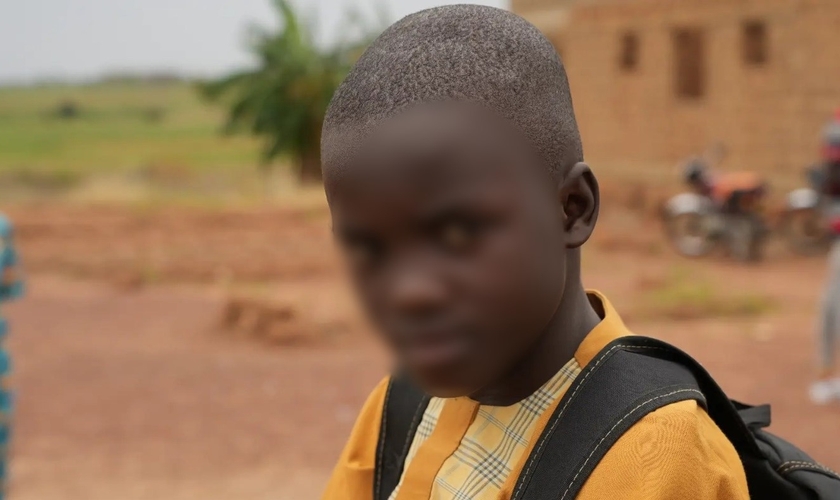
[1,0,508,84]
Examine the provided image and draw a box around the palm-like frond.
[200,0,386,180]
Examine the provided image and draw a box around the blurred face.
[324,103,569,397]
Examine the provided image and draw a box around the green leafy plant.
[200,0,385,183]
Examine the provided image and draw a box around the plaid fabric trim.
[388,358,581,500]
[402,397,444,467]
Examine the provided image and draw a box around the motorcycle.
[662,184,768,262]
[778,167,831,255]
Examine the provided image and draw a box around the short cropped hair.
[321,4,583,177]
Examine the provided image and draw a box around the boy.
[321,5,748,499]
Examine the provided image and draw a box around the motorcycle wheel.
[778,207,830,256]
[663,211,717,258]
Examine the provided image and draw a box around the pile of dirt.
[221,296,317,346]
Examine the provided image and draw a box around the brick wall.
[515,0,840,184]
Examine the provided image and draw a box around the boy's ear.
[559,162,599,249]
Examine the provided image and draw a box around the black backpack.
[373,336,840,500]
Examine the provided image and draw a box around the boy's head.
[321,5,599,398]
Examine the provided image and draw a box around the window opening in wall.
[742,20,768,66]
[673,28,706,99]
[619,32,640,71]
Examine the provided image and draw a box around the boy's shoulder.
[584,398,748,498]
[322,376,390,499]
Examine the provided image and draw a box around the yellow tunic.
[322,293,750,500]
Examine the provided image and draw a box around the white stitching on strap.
[777,460,840,477]
[559,388,704,500]
[398,396,429,469]
[511,343,669,499]
[374,379,394,499]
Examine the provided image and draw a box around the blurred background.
[1,0,839,498]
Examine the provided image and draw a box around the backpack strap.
[732,401,772,430]
[616,336,764,459]
[512,334,761,500]
[513,336,768,499]
[373,373,431,500]
[510,336,706,499]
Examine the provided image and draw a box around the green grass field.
[0,82,263,183]
[0,81,803,204]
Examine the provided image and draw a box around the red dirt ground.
[1,202,838,499]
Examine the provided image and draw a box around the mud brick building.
[513,0,840,179]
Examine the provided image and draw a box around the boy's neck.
[468,283,601,407]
